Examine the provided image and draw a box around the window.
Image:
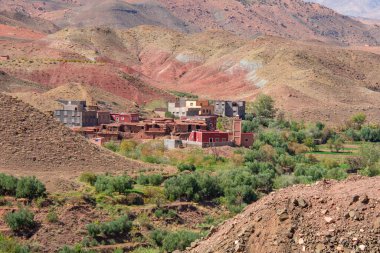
[190,103,194,106]
[222,138,226,142]
[215,138,219,142]
[209,138,213,143]
[245,139,249,142]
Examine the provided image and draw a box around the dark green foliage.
[164,173,222,202]
[0,173,18,196]
[150,229,201,252]
[294,164,326,183]
[162,230,201,252]
[94,175,133,195]
[360,126,380,142]
[5,209,36,233]
[150,229,169,247]
[136,174,164,186]
[154,209,177,219]
[16,177,46,199]
[177,163,196,172]
[87,216,132,239]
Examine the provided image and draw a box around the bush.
[16,177,46,199]
[162,230,201,252]
[136,174,164,186]
[0,234,30,253]
[150,229,169,247]
[104,142,119,152]
[47,210,59,223]
[0,173,18,196]
[177,163,196,172]
[5,209,36,233]
[87,216,132,239]
[164,173,222,202]
[154,209,177,219]
[273,175,299,189]
[79,173,97,185]
[94,175,133,195]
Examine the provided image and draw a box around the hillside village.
[0,0,380,252]
[53,98,255,149]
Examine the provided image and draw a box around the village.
[53,98,254,149]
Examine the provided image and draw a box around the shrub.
[5,209,36,233]
[87,216,132,239]
[126,193,144,205]
[150,229,169,247]
[136,174,164,186]
[273,175,299,189]
[119,140,138,153]
[252,94,276,119]
[16,177,46,199]
[104,141,119,152]
[47,210,59,223]
[0,173,18,196]
[162,230,201,252]
[294,164,326,183]
[0,234,30,253]
[79,173,97,185]
[177,163,196,172]
[94,175,133,195]
[154,209,177,219]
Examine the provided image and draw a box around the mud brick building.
[111,113,139,123]
[214,100,246,119]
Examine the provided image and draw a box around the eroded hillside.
[187,176,380,253]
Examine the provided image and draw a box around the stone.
[315,243,325,253]
[298,238,304,245]
[324,216,334,224]
[361,195,369,204]
[374,218,380,229]
[359,245,366,251]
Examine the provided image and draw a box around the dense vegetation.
[105,95,380,214]
[0,174,46,200]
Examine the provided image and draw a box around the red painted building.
[111,113,139,123]
[188,131,229,144]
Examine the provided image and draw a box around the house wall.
[97,111,111,125]
[241,133,254,148]
[188,131,229,143]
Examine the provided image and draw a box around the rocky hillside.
[1,25,380,124]
[0,0,379,45]
[0,93,163,190]
[187,176,380,253]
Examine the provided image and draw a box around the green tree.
[253,94,276,119]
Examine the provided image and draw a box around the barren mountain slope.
[45,26,380,123]
[0,70,47,93]
[2,24,380,123]
[0,93,165,191]
[11,83,138,113]
[0,0,379,45]
[187,176,380,253]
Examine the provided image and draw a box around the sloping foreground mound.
[0,93,161,190]
[186,176,380,253]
